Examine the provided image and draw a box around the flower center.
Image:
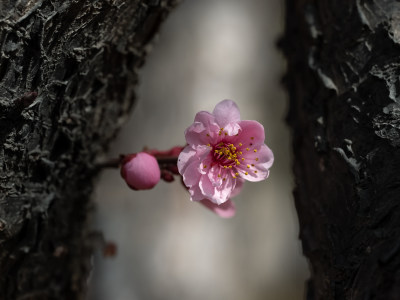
[213,142,242,167]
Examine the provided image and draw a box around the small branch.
[95,156,178,169]
[156,157,179,166]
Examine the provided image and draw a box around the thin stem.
[95,156,178,169]
[157,157,178,166]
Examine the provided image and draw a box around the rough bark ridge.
[0,0,176,299]
[283,0,400,299]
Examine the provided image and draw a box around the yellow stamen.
[238,143,243,147]
[247,164,250,168]
[235,172,239,176]
[223,166,227,169]
[245,172,248,175]
[218,174,221,178]
[232,176,236,179]
[254,149,257,153]
[224,132,228,136]
[206,133,210,137]
[255,158,259,161]
[207,143,211,147]
[246,148,250,151]
[254,171,258,173]
[228,165,232,168]
[241,158,245,161]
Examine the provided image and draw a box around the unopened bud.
[121,152,160,190]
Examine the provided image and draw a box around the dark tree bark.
[0,1,176,299]
[283,0,400,299]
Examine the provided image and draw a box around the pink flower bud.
[120,152,160,190]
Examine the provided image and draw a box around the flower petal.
[194,111,215,124]
[199,155,214,175]
[183,160,201,187]
[177,146,197,175]
[212,100,241,129]
[199,173,235,204]
[185,111,219,146]
[207,165,226,187]
[199,199,236,218]
[237,144,274,182]
[189,184,205,201]
[235,120,265,145]
[230,178,244,198]
[223,122,241,136]
[241,144,274,169]
[256,144,274,170]
[184,122,207,146]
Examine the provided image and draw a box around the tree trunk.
[0,1,176,299]
[283,0,400,299]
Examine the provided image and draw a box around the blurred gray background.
[88,0,309,299]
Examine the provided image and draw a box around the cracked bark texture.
[0,0,176,299]
[283,0,400,299]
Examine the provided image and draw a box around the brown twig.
[96,155,178,169]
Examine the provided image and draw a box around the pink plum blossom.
[121,152,161,190]
[178,100,274,215]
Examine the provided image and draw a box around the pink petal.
[199,199,236,218]
[199,174,216,202]
[237,144,274,182]
[237,167,269,182]
[199,173,235,205]
[194,111,215,124]
[177,146,197,174]
[188,184,205,201]
[184,122,208,146]
[235,120,265,145]
[199,155,214,175]
[256,144,274,169]
[216,176,235,203]
[183,160,201,187]
[207,165,226,187]
[185,111,219,146]
[212,100,241,129]
[241,144,274,169]
[223,122,241,136]
[231,178,244,198]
